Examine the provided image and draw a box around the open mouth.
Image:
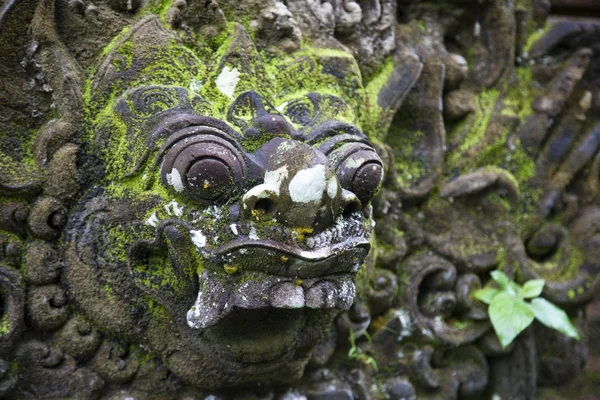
[203,308,307,363]
[187,246,358,365]
[146,212,373,362]
[185,249,361,330]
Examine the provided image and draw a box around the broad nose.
[241,143,361,233]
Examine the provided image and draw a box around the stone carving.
[0,0,598,398]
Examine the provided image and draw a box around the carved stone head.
[62,18,384,388]
[2,0,599,398]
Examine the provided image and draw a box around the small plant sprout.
[348,329,378,372]
[475,271,580,349]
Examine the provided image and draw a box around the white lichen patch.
[326,178,338,199]
[276,140,298,154]
[164,200,184,217]
[450,53,468,68]
[215,66,240,99]
[187,289,205,328]
[145,211,159,227]
[289,165,326,203]
[300,247,330,260]
[242,166,288,207]
[166,168,184,193]
[263,166,288,195]
[204,205,222,219]
[190,230,207,248]
[338,280,355,300]
[249,226,259,240]
[189,78,203,94]
[394,308,414,341]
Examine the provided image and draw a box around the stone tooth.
[349,223,357,235]
[333,225,341,242]
[324,230,332,245]
[269,281,305,309]
[305,280,337,309]
[346,221,353,235]
[335,279,356,311]
[230,275,277,309]
[306,237,316,249]
[186,270,232,330]
[315,230,324,245]
[315,235,322,249]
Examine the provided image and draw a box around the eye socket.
[161,134,246,202]
[331,143,384,205]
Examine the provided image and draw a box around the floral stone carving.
[0,0,598,398]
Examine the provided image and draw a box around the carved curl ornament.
[0,0,598,398]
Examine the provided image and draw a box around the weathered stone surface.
[0,0,598,398]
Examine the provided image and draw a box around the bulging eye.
[161,134,246,202]
[330,143,384,205]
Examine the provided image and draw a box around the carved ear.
[0,0,44,197]
[90,15,203,116]
[30,0,84,123]
[0,0,84,183]
[363,56,422,141]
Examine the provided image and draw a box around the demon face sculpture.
[60,18,384,388]
[2,0,600,398]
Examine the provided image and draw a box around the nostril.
[340,189,362,218]
[342,201,361,217]
[253,198,276,215]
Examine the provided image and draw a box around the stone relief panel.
[0,0,598,398]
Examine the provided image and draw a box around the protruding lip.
[213,237,370,278]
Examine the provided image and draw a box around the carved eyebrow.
[123,114,244,179]
[317,134,374,157]
[304,121,368,146]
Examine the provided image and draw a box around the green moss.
[146,298,172,323]
[388,127,430,187]
[524,24,549,55]
[100,26,131,58]
[361,57,394,140]
[143,0,173,21]
[0,312,10,335]
[447,88,500,165]
[442,67,539,212]
[504,68,536,120]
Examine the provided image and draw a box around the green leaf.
[521,279,545,299]
[490,271,521,296]
[490,271,520,296]
[529,298,580,340]
[490,271,510,288]
[474,287,500,304]
[489,291,535,348]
